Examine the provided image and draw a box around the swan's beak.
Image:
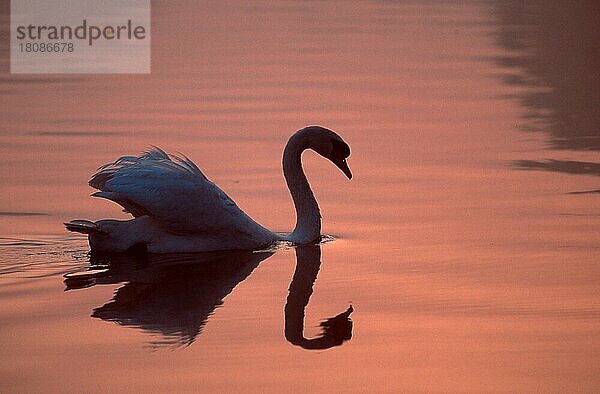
[334,158,353,179]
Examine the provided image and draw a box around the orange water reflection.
[63,243,353,350]
[1,0,599,392]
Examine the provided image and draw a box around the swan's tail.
[64,220,107,235]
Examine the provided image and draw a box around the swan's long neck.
[283,133,321,244]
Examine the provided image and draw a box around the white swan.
[65,126,352,253]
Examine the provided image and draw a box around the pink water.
[1,1,599,392]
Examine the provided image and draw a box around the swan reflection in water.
[65,243,353,349]
[285,245,353,349]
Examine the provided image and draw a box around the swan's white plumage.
[90,147,246,233]
[67,126,351,253]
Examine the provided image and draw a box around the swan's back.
[89,148,275,243]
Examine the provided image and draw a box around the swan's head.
[300,126,352,179]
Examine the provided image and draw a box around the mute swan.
[65,126,352,253]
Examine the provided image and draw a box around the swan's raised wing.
[89,147,252,234]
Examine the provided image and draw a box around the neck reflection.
[285,244,353,350]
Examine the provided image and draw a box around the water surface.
[1,1,599,392]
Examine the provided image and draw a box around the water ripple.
[0,237,89,278]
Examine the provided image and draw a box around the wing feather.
[89,148,248,234]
